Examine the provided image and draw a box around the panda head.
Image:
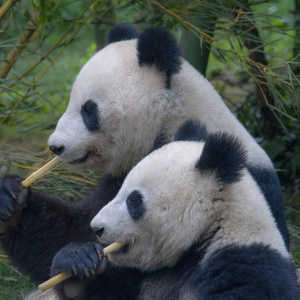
[48,23,182,175]
[91,120,247,271]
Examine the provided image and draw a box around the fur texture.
[174,119,207,142]
[197,244,299,299]
[0,23,291,299]
[196,132,247,184]
[107,22,139,44]
[91,138,288,271]
[90,130,298,298]
[137,27,182,88]
[47,24,288,248]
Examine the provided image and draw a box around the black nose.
[49,145,65,155]
[93,227,104,238]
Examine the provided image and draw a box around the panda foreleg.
[196,244,299,299]
[50,242,107,280]
[0,176,97,282]
[0,173,125,283]
[247,166,290,250]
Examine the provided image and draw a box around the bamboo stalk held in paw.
[38,241,124,292]
[21,156,61,188]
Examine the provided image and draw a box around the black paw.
[51,242,106,280]
[0,175,29,234]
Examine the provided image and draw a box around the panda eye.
[81,99,100,132]
[126,190,145,221]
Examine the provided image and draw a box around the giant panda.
[0,23,290,298]
[88,120,299,299]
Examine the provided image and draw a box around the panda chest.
[139,269,198,299]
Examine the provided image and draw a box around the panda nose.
[49,145,65,155]
[93,227,105,238]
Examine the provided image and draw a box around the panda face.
[91,128,289,271]
[47,24,185,175]
[91,141,221,271]
[48,40,168,174]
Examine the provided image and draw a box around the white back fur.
[48,39,272,176]
[91,141,288,272]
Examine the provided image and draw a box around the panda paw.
[0,175,29,235]
[51,242,106,280]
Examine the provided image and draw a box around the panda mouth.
[69,151,92,164]
[107,240,133,257]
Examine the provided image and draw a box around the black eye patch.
[81,100,100,132]
[126,190,145,221]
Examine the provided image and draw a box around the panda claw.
[96,249,102,261]
[84,268,89,277]
[17,189,28,204]
[72,266,77,276]
[8,191,17,200]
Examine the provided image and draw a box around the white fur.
[91,141,289,272]
[48,39,272,176]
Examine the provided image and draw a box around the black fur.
[55,264,144,300]
[248,166,290,250]
[52,243,299,299]
[196,133,247,184]
[196,244,299,299]
[51,242,105,280]
[81,100,100,132]
[107,23,139,44]
[126,190,145,221]
[0,162,296,299]
[174,119,207,142]
[0,174,126,282]
[137,27,182,88]
[0,176,29,232]
[0,22,292,298]
[54,242,205,300]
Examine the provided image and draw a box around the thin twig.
[0,0,18,21]
[0,12,39,79]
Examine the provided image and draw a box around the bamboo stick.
[0,0,18,21]
[21,156,61,188]
[0,13,38,79]
[38,242,124,292]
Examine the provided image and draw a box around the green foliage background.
[0,0,299,297]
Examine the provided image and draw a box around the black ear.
[174,119,207,142]
[137,27,182,88]
[107,23,139,44]
[196,133,247,184]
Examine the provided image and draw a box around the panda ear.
[137,27,182,89]
[107,23,139,44]
[196,133,247,184]
[174,119,207,142]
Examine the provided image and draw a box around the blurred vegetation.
[0,0,299,297]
